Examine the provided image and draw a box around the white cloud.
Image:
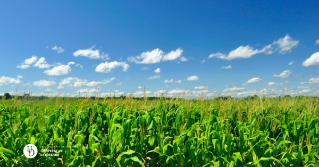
[208,52,227,59]
[17,56,38,69]
[76,88,98,94]
[208,46,264,60]
[73,46,109,60]
[33,80,56,87]
[194,86,208,90]
[267,82,276,86]
[58,77,115,88]
[187,75,199,81]
[117,82,122,86]
[147,75,160,79]
[95,61,129,73]
[154,68,161,73]
[221,65,232,69]
[128,48,163,64]
[17,64,31,69]
[243,77,263,86]
[301,77,319,84]
[208,35,298,61]
[164,79,182,83]
[129,90,152,97]
[33,57,51,69]
[74,78,88,87]
[138,86,142,89]
[180,56,188,61]
[45,88,52,91]
[167,89,189,95]
[44,62,74,76]
[272,70,292,78]
[142,67,150,70]
[162,48,183,61]
[302,52,319,67]
[223,87,245,92]
[201,60,205,63]
[23,83,31,87]
[316,39,319,45]
[289,61,293,66]
[128,48,183,64]
[298,86,309,89]
[164,79,174,83]
[273,35,299,54]
[0,76,21,86]
[58,77,73,89]
[76,64,83,69]
[17,75,22,79]
[52,46,65,53]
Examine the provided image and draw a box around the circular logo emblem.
[23,144,38,158]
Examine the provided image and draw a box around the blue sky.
[1,1,319,98]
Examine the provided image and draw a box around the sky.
[1,0,319,98]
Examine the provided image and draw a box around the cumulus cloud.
[52,46,64,53]
[17,75,22,79]
[223,87,245,92]
[316,39,319,45]
[164,79,182,83]
[128,90,152,97]
[162,48,183,61]
[243,77,263,86]
[302,52,319,67]
[221,65,232,69]
[117,82,122,86]
[289,61,294,66]
[138,86,142,89]
[187,75,199,81]
[164,79,173,83]
[301,77,319,84]
[58,77,115,89]
[154,68,160,73]
[33,80,56,87]
[33,57,51,69]
[73,46,109,60]
[0,76,21,86]
[208,35,298,61]
[194,86,208,90]
[180,56,188,61]
[267,82,276,86]
[272,70,292,78]
[73,78,88,87]
[147,75,160,79]
[273,35,299,54]
[44,62,75,76]
[167,89,188,95]
[128,48,183,64]
[17,56,38,69]
[95,61,129,73]
[208,46,264,60]
[76,88,98,94]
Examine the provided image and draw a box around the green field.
[0,96,318,166]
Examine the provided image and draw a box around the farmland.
[0,96,318,166]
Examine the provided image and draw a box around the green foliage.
[0,96,318,166]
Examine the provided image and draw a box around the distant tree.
[4,93,12,99]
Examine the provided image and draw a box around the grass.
[0,95,318,166]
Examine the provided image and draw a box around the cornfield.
[0,96,318,166]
